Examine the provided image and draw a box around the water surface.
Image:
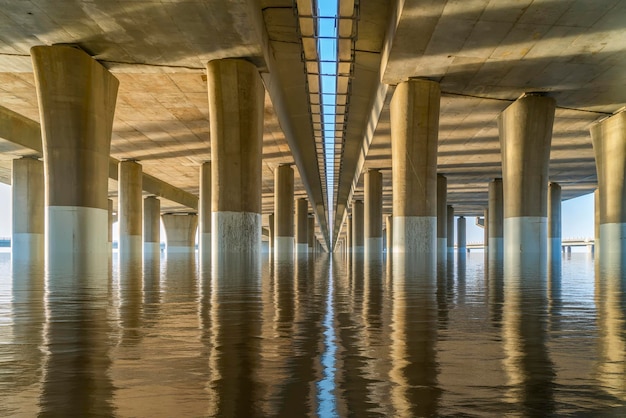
[1,251,625,417]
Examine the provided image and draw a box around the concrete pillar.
[295,198,308,253]
[352,200,364,253]
[457,216,466,253]
[594,189,600,255]
[162,213,198,253]
[390,79,439,255]
[386,215,393,255]
[144,196,160,254]
[488,178,504,260]
[346,215,352,254]
[208,59,264,256]
[274,164,294,255]
[268,213,275,254]
[499,94,555,265]
[308,215,315,252]
[590,111,626,258]
[437,174,447,260]
[108,199,113,252]
[483,209,489,251]
[548,182,562,263]
[118,160,142,256]
[446,206,454,252]
[11,157,44,261]
[199,161,211,256]
[364,169,383,256]
[31,45,118,273]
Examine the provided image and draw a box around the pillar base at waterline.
[598,224,626,275]
[11,233,44,261]
[392,216,437,254]
[199,233,211,256]
[47,206,109,274]
[437,238,447,262]
[295,243,309,253]
[548,237,562,264]
[144,242,161,254]
[503,217,547,276]
[488,238,504,261]
[274,236,294,258]
[119,235,142,256]
[599,223,626,255]
[365,237,383,257]
[212,211,261,255]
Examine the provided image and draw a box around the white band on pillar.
[599,223,626,254]
[365,237,383,255]
[213,211,261,255]
[47,206,108,273]
[11,233,44,261]
[504,217,547,255]
[392,216,437,253]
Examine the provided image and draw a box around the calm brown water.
[1,251,625,417]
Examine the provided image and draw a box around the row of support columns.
[340,79,625,276]
[8,45,626,273]
[15,45,327,273]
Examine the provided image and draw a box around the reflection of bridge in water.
[463,238,595,253]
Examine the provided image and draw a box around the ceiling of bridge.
[0,0,624,246]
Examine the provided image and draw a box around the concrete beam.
[0,105,198,210]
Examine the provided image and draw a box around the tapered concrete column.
[144,196,160,254]
[437,174,447,260]
[352,200,364,253]
[590,111,626,259]
[274,164,294,256]
[346,215,352,254]
[295,198,308,253]
[308,215,315,252]
[447,206,454,252]
[32,45,119,273]
[457,216,466,253]
[499,93,555,266]
[386,215,393,255]
[488,178,504,260]
[199,161,211,256]
[208,59,264,257]
[108,199,113,252]
[268,213,275,254]
[390,79,439,255]
[162,213,198,253]
[118,160,142,256]
[364,169,383,256]
[548,182,562,263]
[12,157,44,261]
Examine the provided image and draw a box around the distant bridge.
[463,238,594,251]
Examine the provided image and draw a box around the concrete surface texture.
[0,1,623,248]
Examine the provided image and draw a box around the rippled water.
[1,250,625,417]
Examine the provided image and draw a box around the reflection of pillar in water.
[389,254,439,417]
[40,270,115,416]
[595,260,626,400]
[207,257,263,416]
[502,266,555,415]
[8,259,45,416]
[118,256,144,345]
[487,258,504,326]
